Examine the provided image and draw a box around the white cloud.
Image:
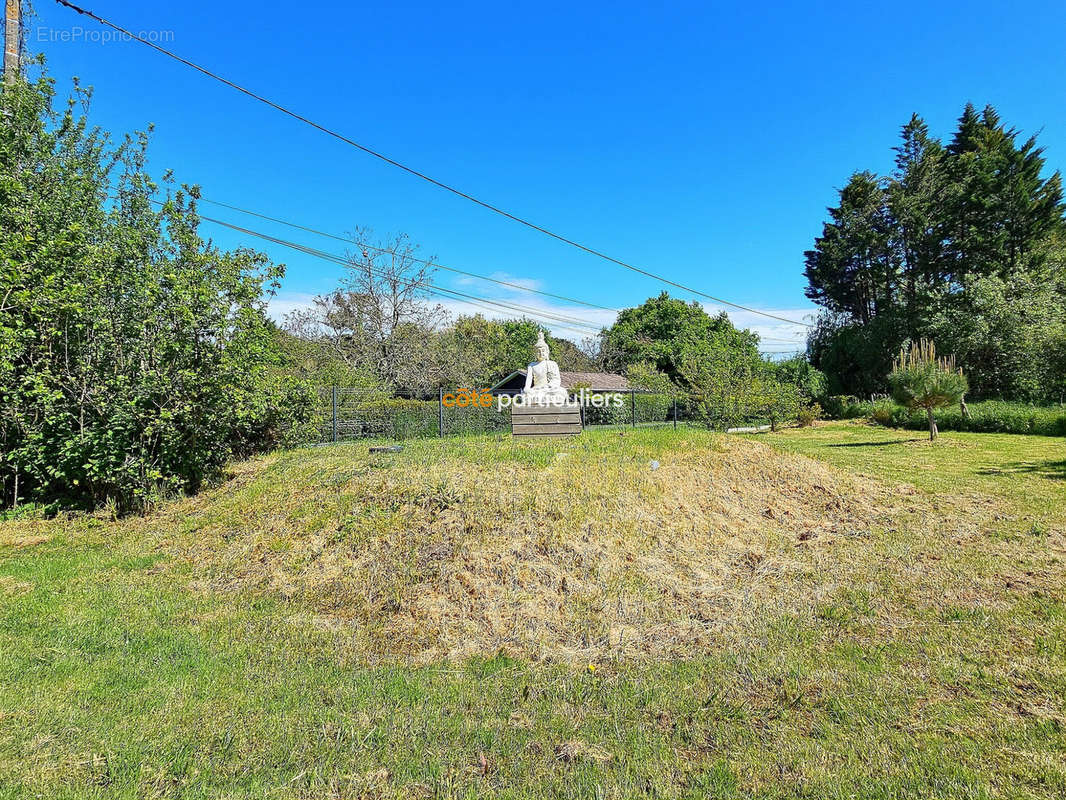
[266,291,317,323]
[452,271,544,294]
[265,288,812,353]
[698,304,814,354]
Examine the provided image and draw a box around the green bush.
[342,399,438,439]
[325,397,512,441]
[796,403,821,427]
[0,76,314,512]
[821,395,870,419]
[635,394,674,424]
[869,398,898,427]
[581,394,631,426]
[867,400,1066,437]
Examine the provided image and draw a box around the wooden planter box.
[511,402,583,437]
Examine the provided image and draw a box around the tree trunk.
[926,407,938,441]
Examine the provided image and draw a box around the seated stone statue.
[522,332,569,404]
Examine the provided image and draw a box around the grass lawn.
[1,425,1064,799]
[755,421,1066,522]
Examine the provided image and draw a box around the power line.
[181,209,611,333]
[193,196,801,342]
[111,184,805,344]
[186,195,805,343]
[121,186,617,313]
[108,189,608,331]
[56,0,813,329]
[191,206,803,343]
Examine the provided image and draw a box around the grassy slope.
[0,426,1063,799]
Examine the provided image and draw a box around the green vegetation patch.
[1,427,1064,798]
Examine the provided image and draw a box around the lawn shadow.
[978,460,1066,481]
[826,439,916,448]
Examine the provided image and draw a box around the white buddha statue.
[522,332,569,404]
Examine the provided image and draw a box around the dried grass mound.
[173,430,913,663]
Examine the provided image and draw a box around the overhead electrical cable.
[110,186,807,344]
[115,185,617,313]
[59,0,813,329]
[185,211,612,333]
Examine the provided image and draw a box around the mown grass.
[1,426,1064,799]
[755,421,1066,524]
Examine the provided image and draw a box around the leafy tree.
[770,355,827,403]
[888,340,968,440]
[285,230,447,396]
[805,105,1066,401]
[804,171,895,324]
[601,292,759,384]
[0,72,313,511]
[625,361,675,394]
[494,319,596,378]
[753,375,802,432]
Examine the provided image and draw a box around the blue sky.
[24,0,1066,352]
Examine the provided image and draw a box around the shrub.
[581,394,630,426]
[0,75,314,512]
[822,395,869,419]
[888,340,968,440]
[796,403,821,427]
[869,398,898,427]
[634,393,674,424]
[868,400,1066,437]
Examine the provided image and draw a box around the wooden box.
[511,401,583,437]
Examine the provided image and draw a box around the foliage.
[888,340,968,439]
[601,292,759,385]
[681,355,800,430]
[795,403,821,427]
[292,304,598,397]
[820,394,869,420]
[770,356,827,402]
[0,74,312,511]
[284,230,448,396]
[866,399,1066,437]
[888,340,968,411]
[869,397,898,427]
[752,376,803,431]
[598,294,816,430]
[624,361,675,394]
[805,105,1066,401]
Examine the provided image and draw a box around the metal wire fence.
[313,388,693,443]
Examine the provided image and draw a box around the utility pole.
[3,0,20,83]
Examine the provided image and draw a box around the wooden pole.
[438,387,444,437]
[3,0,20,84]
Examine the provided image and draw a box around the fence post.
[438,387,444,438]
[673,396,678,429]
[631,389,636,428]
[331,386,338,443]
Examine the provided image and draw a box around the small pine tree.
[888,340,968,440]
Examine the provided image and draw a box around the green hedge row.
[822,395,1066,436]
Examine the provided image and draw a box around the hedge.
[866,399,1066,437]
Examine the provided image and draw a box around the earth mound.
[175,430,913,662]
